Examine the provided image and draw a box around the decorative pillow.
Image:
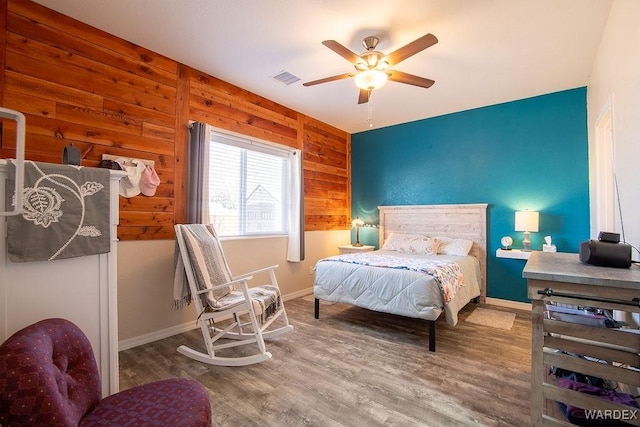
[381,233,439,255]
[398,236,439,255]
[436,237,474,256]
[381,233,415,251]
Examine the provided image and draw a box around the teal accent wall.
[350,88,590,303]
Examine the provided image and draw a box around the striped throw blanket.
[173,224,281,325]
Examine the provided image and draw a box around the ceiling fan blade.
[384,33,438,67]
[302,72,354,86]
[322,40,361,64]
[358,89,370,104]
[387,70,435,88]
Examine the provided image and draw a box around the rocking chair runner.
[173,224,293,366]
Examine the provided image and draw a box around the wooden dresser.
[524,252,640,426]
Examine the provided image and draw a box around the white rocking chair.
[174,224,293,366]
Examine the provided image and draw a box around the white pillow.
[436,237,474,256]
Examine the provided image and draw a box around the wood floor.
[119,297,532,426]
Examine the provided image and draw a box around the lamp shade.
[515,211,539,232]
[352,218,365,227]
[354,70,388,90]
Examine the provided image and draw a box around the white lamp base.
[522,231,532,252]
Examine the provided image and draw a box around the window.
[207,130,292,237]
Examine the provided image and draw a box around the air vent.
[272,70,301,86]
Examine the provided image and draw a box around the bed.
[313,203,487,352]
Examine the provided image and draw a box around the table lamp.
[352,217,365,247]
[515,210,539,252]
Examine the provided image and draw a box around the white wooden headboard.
[378,204,488,301]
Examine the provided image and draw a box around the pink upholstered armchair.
[0,318,211,427]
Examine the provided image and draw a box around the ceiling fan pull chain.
[367,90,374,128]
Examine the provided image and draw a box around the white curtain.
[287,149,304,262]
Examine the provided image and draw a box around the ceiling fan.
[303,33,438,104]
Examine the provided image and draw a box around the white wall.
[588,0,640,331]
[116,230,349,347]
[588,0,640,259]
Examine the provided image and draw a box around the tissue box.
[543,244,557,252]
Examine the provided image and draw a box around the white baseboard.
[485,297,531,312]
[118,287,315,351]
[118,321,197,351]
[283,287,313,301]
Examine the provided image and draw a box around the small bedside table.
[496,248,538,260]
[338,245,375,254]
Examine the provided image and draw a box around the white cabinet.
[0,161,123,396]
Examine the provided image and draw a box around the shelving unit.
[523,252,640,426]
[496,248,537,260]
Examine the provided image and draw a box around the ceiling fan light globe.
[354,69,388,90]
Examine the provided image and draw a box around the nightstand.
[338,245,375,254]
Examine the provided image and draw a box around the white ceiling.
[32,0,613,134]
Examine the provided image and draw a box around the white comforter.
[313,250,481,325]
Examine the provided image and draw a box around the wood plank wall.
[0,0,351,239]
[303,116,351,231]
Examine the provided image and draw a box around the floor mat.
[465,307,516,330]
